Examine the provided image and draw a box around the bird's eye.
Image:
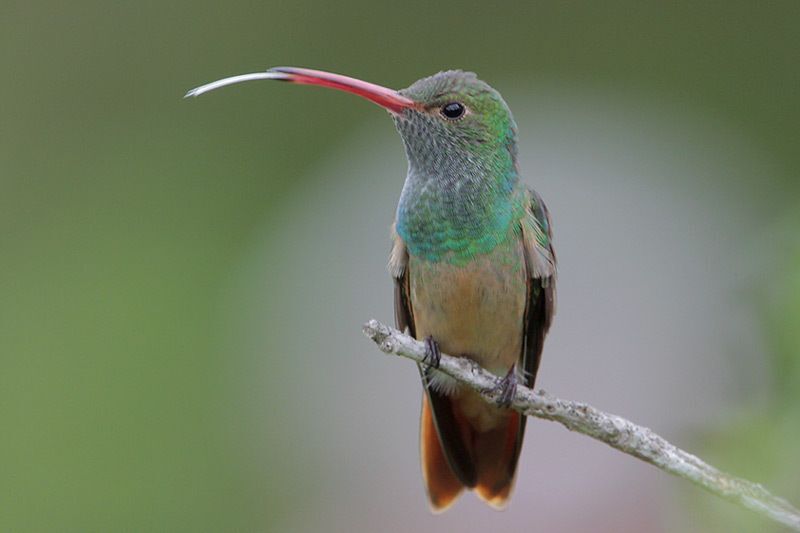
[440,102,465,120]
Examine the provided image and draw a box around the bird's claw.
[484,365,518,408]
[423,336,441,369]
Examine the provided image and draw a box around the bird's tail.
[420,393,525,511]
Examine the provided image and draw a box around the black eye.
[440,102,465,119]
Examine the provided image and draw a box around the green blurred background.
[2,1,798,531]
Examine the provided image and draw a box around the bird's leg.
[422,336,441,369]
[485,364,518,408]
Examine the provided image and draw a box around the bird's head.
[393,70,518,175]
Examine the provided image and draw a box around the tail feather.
[420,395,464,512]
[420,393,525,511]
[473,411,524,509]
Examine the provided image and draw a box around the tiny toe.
[423,336,441,369]
[498,381,517,407]
[494,365,518,408]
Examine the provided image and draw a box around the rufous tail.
[420,393,524,511]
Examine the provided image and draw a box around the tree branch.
[362,319,800,531]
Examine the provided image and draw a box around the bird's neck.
[396,153,521,264]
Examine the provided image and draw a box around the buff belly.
[409,237,527,432]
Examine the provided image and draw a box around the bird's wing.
[519,187,557,391]
[389,223,414,336]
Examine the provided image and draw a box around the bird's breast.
[409,237,527,376]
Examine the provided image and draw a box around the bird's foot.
[422,336,441,369]
[485,365,518,408]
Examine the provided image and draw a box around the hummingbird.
[186,67,556,511]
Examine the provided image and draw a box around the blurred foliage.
[1,1,798,531]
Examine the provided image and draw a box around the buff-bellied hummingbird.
[186,67,556,511]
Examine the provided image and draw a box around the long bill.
[185,66,415,114]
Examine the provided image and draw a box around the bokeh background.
[2,1,799,531]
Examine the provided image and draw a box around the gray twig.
[362,319,800,531]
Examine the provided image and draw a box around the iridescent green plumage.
[394,71,527,264]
